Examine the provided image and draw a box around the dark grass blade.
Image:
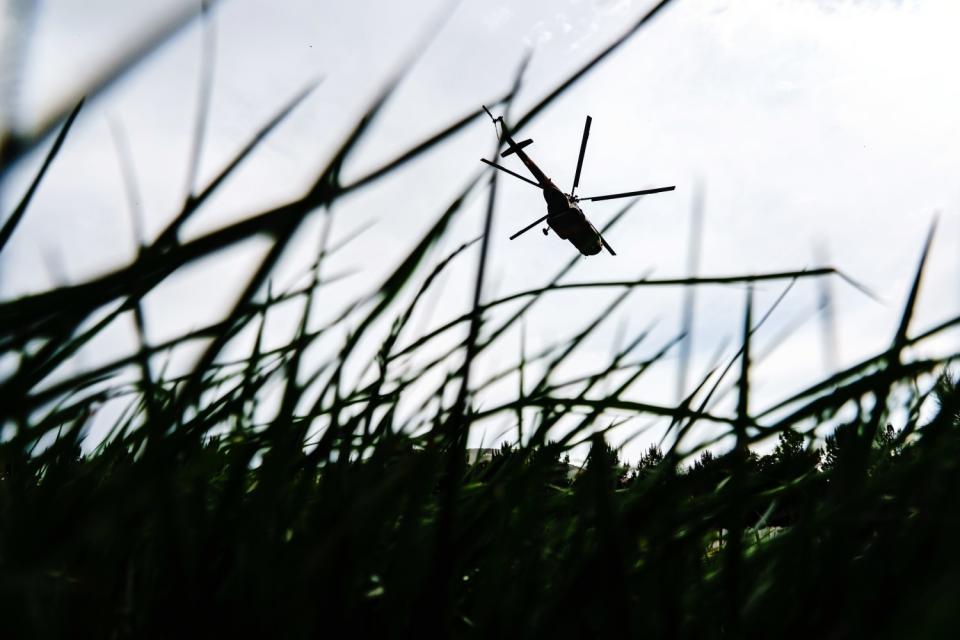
[110,115,159,420]
[891,217,937,358]
[301,176,484,423]
[174,9,462,414]
[425,152,501,632]
[1,27,494,349]
[512,0,677,131]
[1,1,217,175]
[4,245,357,414]
[0,99,84,254]
[0,81,321,349]
[704,304,825,412]
[378,201,647,402]
[346,99,511,194]
[763,358,949,436]
[517,320,527,440]
[317,57,531,437]
[0,265,843,404]
[174,214,302,414]
[687,354,955,459]
[669,274,802,455]
[306,3,461,201]
[158,78,321,246]
[660,338,730,451]
[18,271,354,412]
[863,218,937,437]
[475,268,846,304]
[382,236,482,360]
[475,199,641,351]
[5,121,683,347]
[473,391,738,430]
[735,287,754,441]
[359,236,482,437]
[756,220,940,423]
[517,330,683,450]
[723,287,753,637]
[758,311,960,419]
[273,214,336,435]
[532,274,650,395]
[388,268,844,360]
[556,332,688,445]
[0,84,328,372]
[541,356,659,396]
[1,296,138,412]
[470,335,581,397]
[182,0,216,203]
[578,320,658,391]
[428,57,531,621]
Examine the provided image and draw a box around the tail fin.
[482,105,531,156]
[482,104,504,140]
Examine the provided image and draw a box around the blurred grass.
[2,1,960,637]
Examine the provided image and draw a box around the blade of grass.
[391,268,846,360]
[677,181,704,403]
[182,0,216,203]
[0,1,218,175]
[0,99,83,253]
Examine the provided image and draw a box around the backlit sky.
[2,0,959,458]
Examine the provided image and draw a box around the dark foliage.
[2,3,960,638]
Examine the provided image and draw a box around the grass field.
[2,2,960,637]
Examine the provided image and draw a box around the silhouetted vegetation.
[2,2,960,638]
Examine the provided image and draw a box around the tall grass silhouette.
[2,2,959,637]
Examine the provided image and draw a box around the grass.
[2,2,960,637]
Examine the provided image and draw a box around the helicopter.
[480,105,675,256]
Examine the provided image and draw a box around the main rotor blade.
[582,185,675,202]
[598,230,616,256]
[571,115,592,196]
[509,214,550,240]
[480,158,542,188]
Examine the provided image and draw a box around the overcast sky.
[2,0,959,458]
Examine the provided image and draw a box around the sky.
[2,0,959,460]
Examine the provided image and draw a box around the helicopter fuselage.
[541,187,603,256]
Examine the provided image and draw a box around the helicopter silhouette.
[480,105,675,256]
